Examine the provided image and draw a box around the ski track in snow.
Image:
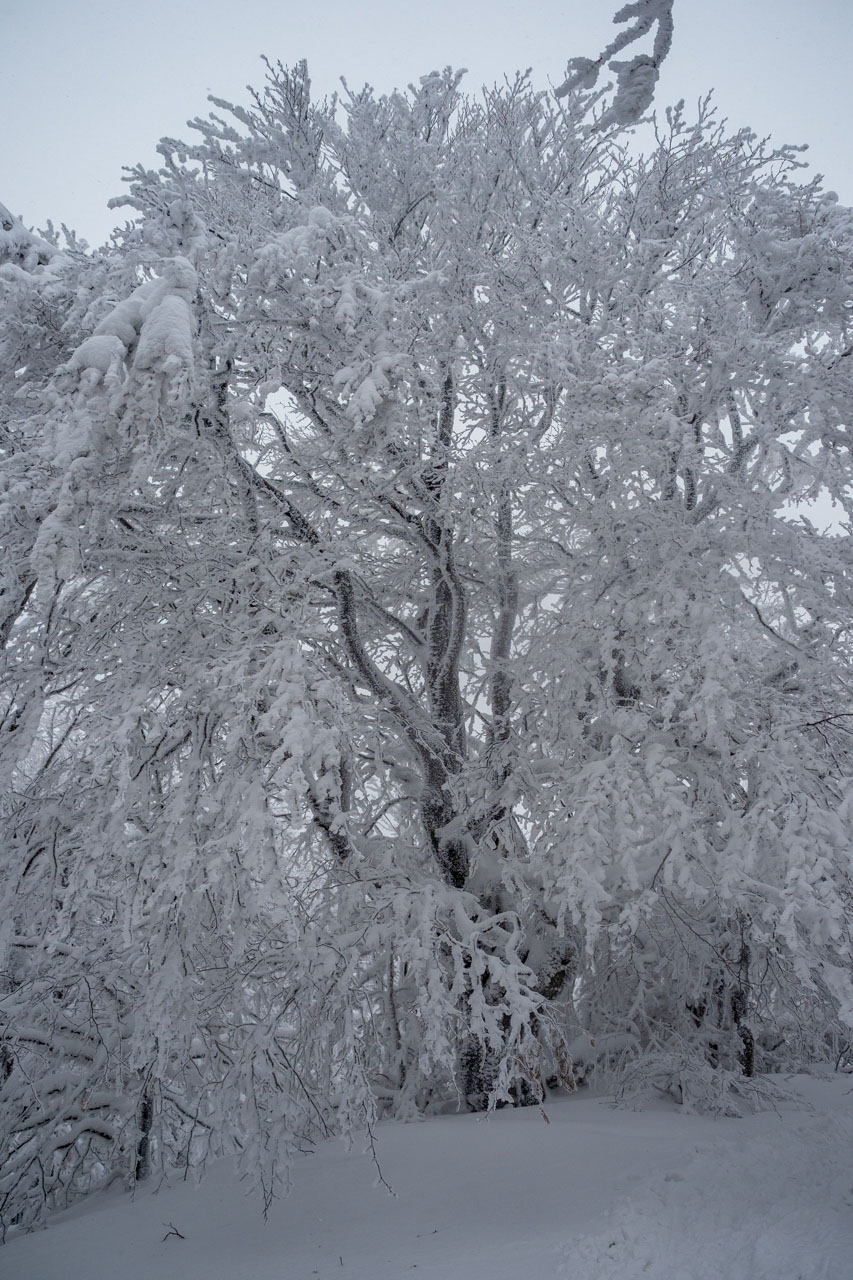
[4,1076,852,1280]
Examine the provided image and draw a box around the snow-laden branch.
[555,0,675,126]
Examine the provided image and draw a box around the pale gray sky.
[2,0,852,245]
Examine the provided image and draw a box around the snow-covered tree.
[2,34,853,1233]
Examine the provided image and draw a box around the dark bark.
[134,1090,153,1183]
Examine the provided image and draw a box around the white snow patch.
[65,333,126,376]
[4,1075,852,1280]
[62,258,198,380]
[133,294,194,372]
[307,205,335,229]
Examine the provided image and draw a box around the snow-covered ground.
[5,1075,852,1279]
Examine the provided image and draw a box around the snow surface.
[4,1076,852,1279]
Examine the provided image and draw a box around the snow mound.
[4,1075,851,1280]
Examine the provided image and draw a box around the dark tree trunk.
[134,1090,153,1183]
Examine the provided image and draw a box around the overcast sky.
[2,0,852,245]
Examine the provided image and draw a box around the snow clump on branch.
[64,256,197,385]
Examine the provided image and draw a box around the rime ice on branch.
[556,0,675,125]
